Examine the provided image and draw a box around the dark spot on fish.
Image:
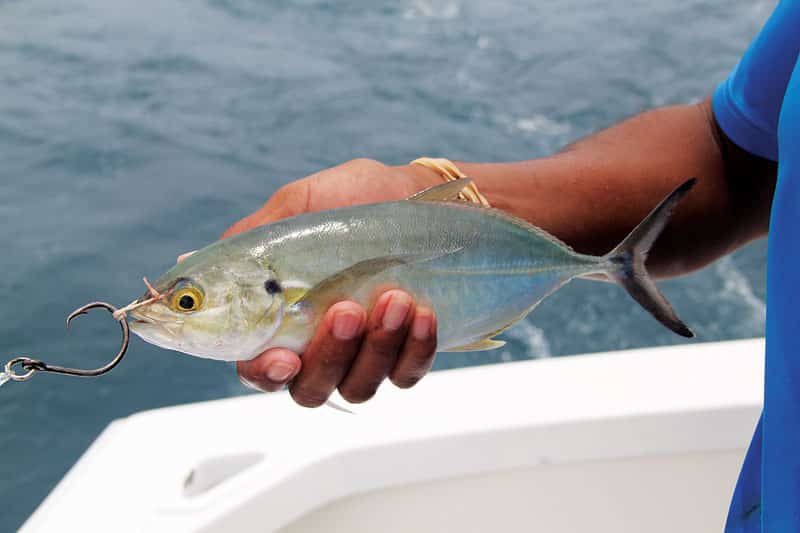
[265,279,281,295]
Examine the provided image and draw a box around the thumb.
[221,181,309,239]
[237,349,302,392]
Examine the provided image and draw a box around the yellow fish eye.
[171,286,204,313]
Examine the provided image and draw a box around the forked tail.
[605,178,696,338]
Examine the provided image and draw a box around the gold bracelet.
[411,157,491,207]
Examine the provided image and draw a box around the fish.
[127,178,696,361]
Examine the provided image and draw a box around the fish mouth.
[127,318,183,353]
[127,308,156,325]
[127,311,184,337]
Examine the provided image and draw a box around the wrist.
[395,158,542,220]
[394,163,445,191]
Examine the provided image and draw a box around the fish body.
[129,179,695,361]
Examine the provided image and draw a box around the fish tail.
[604,178,696,338]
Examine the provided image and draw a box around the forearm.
[402,97,776,278]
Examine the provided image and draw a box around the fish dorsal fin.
[443,338,506,352]
[294,254,431,314]
[407,179,474,202]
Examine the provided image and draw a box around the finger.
[390,306,437,389]
[339,290,414,403]
[221,210,279,239]
[289,301,366,407]
[221,182,309,239]
[237,349,302,393]
[177,250,197,263]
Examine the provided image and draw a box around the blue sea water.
[0,0,774,529]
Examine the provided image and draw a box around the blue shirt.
[713,1,800,530]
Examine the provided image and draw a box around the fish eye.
[171,286,204,313]
[179,295,195,309]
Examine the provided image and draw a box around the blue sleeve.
[713,1,800,161]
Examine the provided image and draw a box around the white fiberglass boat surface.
[21,338,763,533]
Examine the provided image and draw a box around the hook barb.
[66,301,118,330]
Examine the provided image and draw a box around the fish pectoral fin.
[407,179,474,202]
[443,338,506,352]
[295,254,433,312]
[283,286,309,306]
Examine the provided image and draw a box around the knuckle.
[269,181,308,212]
[365,327,408,357]
[347,157,371,166]
[309,344,359,374]
[269,184,295,203]
[270,181,303,206]
[364,340,401,363]
[346,157,382,170]
[307,331,362,367]
[289,385,328,408]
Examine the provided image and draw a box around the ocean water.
[0,0,774,529]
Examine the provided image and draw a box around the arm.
[406,97,776,278]
[230,96,776,407]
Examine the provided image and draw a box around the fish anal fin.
[443,338,506,352]
[407,179,474,202]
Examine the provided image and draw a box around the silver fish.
[128,178,695,361]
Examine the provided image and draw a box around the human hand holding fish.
[218,158,446,406]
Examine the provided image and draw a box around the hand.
[219,159,442,406]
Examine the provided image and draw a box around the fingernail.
[411,309,432,340]
[266,362,295,382]
[382,293,411,331]
[333,310,362,340]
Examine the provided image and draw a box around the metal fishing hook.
[2,302,129,383]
